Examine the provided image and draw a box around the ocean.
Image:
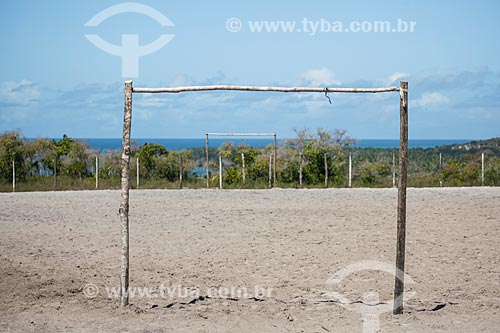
[73,138,472,152]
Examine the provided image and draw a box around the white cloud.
[3,68,500,139]
[412,92,450,109]
[135,94,171,108]
[0,80,40,106]
[169,74,193,87]
[299,68,341,86]
[385,72,409,85]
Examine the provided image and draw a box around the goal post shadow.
[119,81,409,315]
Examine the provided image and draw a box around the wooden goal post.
[119,81,409,314]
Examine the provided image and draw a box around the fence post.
[95,155,99,189]
[179,154,183,189]
[12,159,15,192]
[393,81,408,315]
[241,153,245,184]
[136,157,140,189]
[219,154,223,189]
[324,153,328,188]
[206,134,209,188]
[269,153,272,188]
[299,152,303,189]
[348,154,352,188]
[53,158,57,189]
[481,152,485,186]
[392,152,396,188]
[119,80,133,307]
[273,133,277,187]
[439,153,443,187]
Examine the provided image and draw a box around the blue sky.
[1,0,499,139]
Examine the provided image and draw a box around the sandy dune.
[0,187,499,332]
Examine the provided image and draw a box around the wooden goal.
[119,81,409,314]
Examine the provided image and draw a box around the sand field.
[0,187,499,332]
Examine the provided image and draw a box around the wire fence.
[2,147,498,192]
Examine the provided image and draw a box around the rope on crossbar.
[324,88,332,104]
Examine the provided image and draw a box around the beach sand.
[1,187,499,332]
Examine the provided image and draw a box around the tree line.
[1,130,499,191]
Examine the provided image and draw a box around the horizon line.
[24,137,482,141]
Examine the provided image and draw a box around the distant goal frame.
[119,81,409,315]
[205,132,277,188]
